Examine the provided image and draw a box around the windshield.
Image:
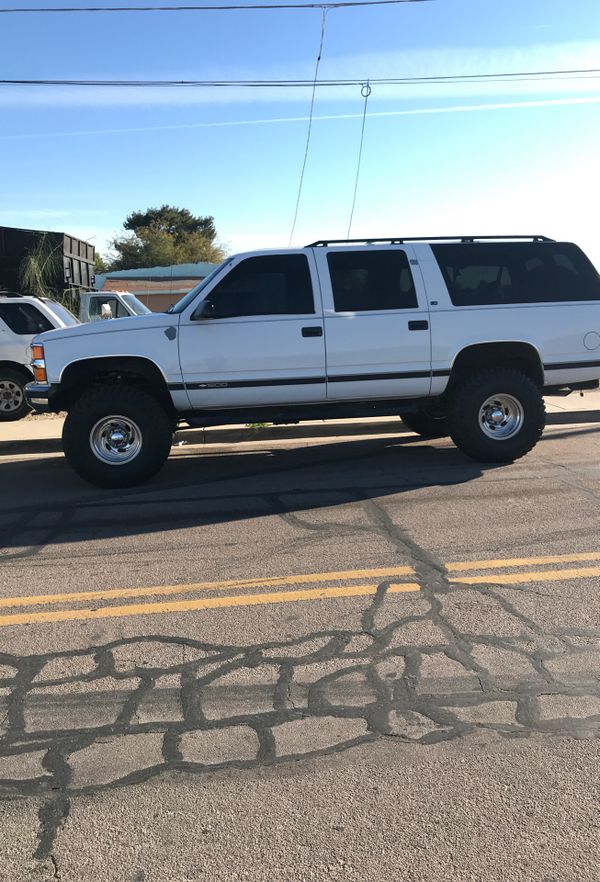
[166,259,233,314]
[121,293,152,316]
[44,301,80,327]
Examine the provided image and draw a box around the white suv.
[0,292,78,421]
[25,236,600,486]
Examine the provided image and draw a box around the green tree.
[95,252,109,274]
[107,205,225,270]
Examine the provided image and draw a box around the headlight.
[31,344,48,384]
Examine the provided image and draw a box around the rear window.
[0,302,54,334]
[431,242,600,306]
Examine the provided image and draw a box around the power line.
[288,7,327,246]
[347,82,370,238]
[0,1,433,13]
[2,68,600,87]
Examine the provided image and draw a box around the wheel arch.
[447,342,544,390]
[0,361,34,381]
[57,356,175,414]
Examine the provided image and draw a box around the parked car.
[0,292,79,421]
[25,235,600,486]
[79,290,152,322]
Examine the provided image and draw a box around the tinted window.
[0,303,54,334]
[201,255,314,318]
[431,242,600,306]
[327,250,418,312]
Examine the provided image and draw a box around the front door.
[313,246,432,399]
[177,252,326,409]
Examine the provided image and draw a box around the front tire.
[448,368,545,463]
[0,368,32,422]
[63,385,173,487]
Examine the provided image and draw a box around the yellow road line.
[448,551,600,573]
[0,565,415,611]
[451,565,600,585]
[0,582,421,628]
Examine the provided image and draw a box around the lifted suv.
[0,292,78,421]
[25,235,600,486]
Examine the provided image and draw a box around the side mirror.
[193,300,216,320]
[100,303,113,320]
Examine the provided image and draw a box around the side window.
[327,250,418,312]
[432,243,600,305]
[89,297,130,319]
[201,254,314,318]
[0,303,53,334]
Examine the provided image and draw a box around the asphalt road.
[1,401,600,881]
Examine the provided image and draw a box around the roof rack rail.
[306,235,554,247]
[0,290,27,298]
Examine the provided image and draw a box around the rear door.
[313,246,432,399]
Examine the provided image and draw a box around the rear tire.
[401,402,449,439]
[448,368,545,463]
[63,385,173,488]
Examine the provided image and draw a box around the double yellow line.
[1,551,600,629]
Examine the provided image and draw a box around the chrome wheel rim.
[0,379,24,413]
[90,415,142,465]
[479,394,524,440]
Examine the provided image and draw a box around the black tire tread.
[448,367,545,463]
[401,409,449,439]
[63,384,173,487]
[0,367,32,422]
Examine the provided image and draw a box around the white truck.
[79,290,151,322]
[25,236,600,487]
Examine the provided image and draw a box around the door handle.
[408,320,429,331]
[302,326,323,337]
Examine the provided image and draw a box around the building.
[95,262,218,313]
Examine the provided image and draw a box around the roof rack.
[306,235,554,247]
[0,291,26,298]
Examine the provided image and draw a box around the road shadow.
[0,435,491,553]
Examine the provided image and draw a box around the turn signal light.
[33,364,48,383]
[31,344,47,383]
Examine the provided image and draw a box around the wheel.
[448,368,545,463]
[62,385,174,488]
[401,402,449,438]
[0,368,32,421]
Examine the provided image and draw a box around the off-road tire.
[0,368,32,422]
[448,368,545,463]
[401,403,449,439]
[63,384,173,488]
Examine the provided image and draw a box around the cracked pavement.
[1,404,600,880]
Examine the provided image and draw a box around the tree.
[95,252,109,274]
[107,205,225,270]
[19,234,63,299]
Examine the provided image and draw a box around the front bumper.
[24,382,61,414]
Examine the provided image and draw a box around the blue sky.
[1,0,600,266]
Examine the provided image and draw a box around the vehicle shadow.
[0,435,491,553]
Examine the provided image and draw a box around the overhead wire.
[0,1,434,13]
[2,69,600,87]
[288,6,327,246]
[346,82,370,238]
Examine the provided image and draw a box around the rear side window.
[432,242,600,306]
[203,254,314,318]
[0,303,54,334]
[327,249,418,312]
